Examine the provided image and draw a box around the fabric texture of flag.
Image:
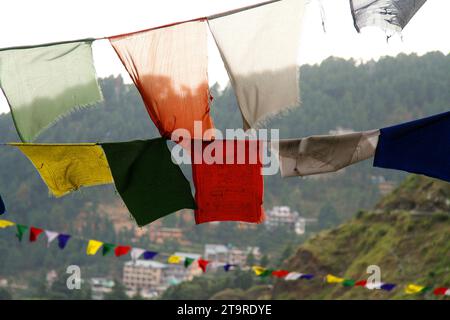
[86,240,103,256]
[342,279,356,287]
[102,243,115,256]
[198,259,209,273]
[277,130,380,177]
[115,245,131,257]
[191,140,264,224]
[143,251,158,260]
[433,287,450,296]
[0,220,15,228]
[16,224,28,241]
[405,284,429,294]
[349,0,427,33]
[272,270,290,278]
[326,274,345,284]
[101,138,195,227]
[57,234,70,249]
[374,111,450,182]
[13,144,113,197]
[29,227,44,242]
[0,40,102,142]
[168,255,182,264]
[130,248,145,261]
[184,257,195,268]
[0,195,5,214]
[109,20,214,139]
[44,230,59,247]
[252,266,266,276]
[208,0,306,129]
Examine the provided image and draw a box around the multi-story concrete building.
[265,206,299,230]
[123,260,167,294]
[90,278,114,300]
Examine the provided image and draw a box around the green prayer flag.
[342,279,356,287]
[184,257,195,268]
[101,138,196,227]
[260,269,274,277]
[16,224,28,242]
[0,40,103,142]
[102,243,115,256]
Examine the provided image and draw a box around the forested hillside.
[0,52,449,298]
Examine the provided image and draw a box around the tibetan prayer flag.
[102,243,115,256]
[374,111,450,182]
[130,248,145,261]
[168,255,182,264]
[405,284,429,294]
[184,257,195,268]
[433,287,450,296]
[109,20,214,139]
[342,279,356,287]
[355,280,396,291]
[0,220,15,228]
[224,264,235,272]
[0,40,102,142]
[0,195,5,214]
[380,284,397,291]
[285,272,303,281]
[86,240,103,256]
[326,274,345,284]
[13,144,113,197]
[355,280,367,287]
[16,224,28,242]
[29,227,44,242]
[44,231,59,247]
[101,139,195,227]
[198,259,209,273]
[278,130,380,177]
[143,251,158,260]
[115,245,131,257]
[349,0,427,33]
[57,234,70,249]
[300,274,314,280]
[208,0,306,129]
[192,140,264,224]
[272,270,290,278]
[252,266,266,276]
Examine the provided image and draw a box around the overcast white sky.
[0,0,449,114]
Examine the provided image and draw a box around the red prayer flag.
[29,227,44,242]
[198,259,209,273]
[355,280,367,287]
[272,270,290,278]
[115,245,131,257]
[433,287,448,296]
[191,140,265,224]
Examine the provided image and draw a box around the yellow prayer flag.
[86,240,103,256]
[405,284,426,294]
[326,274,345,284]
[13,144,114,197]
[252,266,266,276]
[168,255,182,264]
[0,220,15,228]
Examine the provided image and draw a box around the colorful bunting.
[101,139,196,227]
[102,243,115,256]
[0,195,5,214]
[405,284,430,294]
[198,259,209,273]
[208,0,306,129]
[433,287,450,296]
[13,144,113,197]
[0,40,102,142]
[349,0,427,33]
[184,257,195,268]
[272,270,290,278]
[278,130,380,177]
[342,279,356,287]
[86,240,104,256]
[130,248,146,261]
[29,227,44,242]
[252,266,266,276]
[374,111,450,183]
[0,220,15,228]
[191,140,264,224]
[109,20,214,139]
[168,255,182,264]
[326,274,345,284]
[57,234,71,249]
[143,251,158,260]
[44,231,59,247]
[16,224,28,242]
[115,245,131,257]
[223,264,235,272]
[355,280,397,291]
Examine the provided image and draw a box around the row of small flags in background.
[0,218,448,297]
